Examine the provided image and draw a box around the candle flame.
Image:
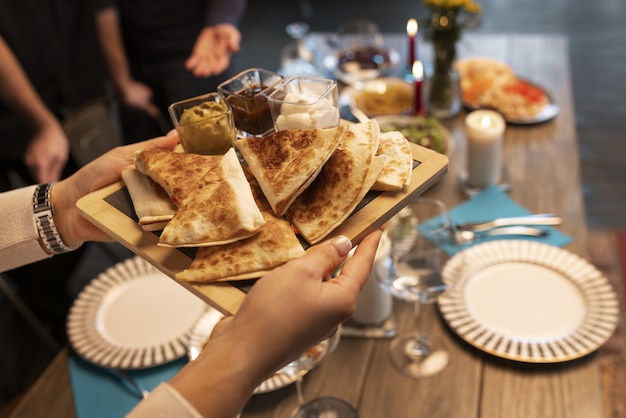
[407,18,418,36]
[480,116,492,128]
[412,60,424,80]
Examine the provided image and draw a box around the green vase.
[425,41,461,119]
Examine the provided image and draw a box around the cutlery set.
[446,213,562,244]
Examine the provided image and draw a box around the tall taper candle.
[412,60,424,115]
[406,19,418,72]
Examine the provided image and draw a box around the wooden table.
[9,34,625,418]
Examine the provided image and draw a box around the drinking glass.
[377,197,451,378]
[331,19,394,86]
[267,76,339,131]
[217,68,284,138]
[274,326,357,418]
[168,92,235,155]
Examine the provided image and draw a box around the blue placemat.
[67,355,186,418]
[441,185,573,256]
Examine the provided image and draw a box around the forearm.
[95,7,134,92]
[0,36,58,130]
[0,186,52,272]
[168,326,278,417]
[205,0,246,26]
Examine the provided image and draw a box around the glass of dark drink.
[218,68,285,138]
[331,20,398,86]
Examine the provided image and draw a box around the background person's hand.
[50,131,179,246]
[118,79,160,118]
[23,120,69,184]
[185,24,241,77]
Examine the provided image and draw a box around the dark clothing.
[94,0,247,142]
[0,0,104,344]
[0,0,106,161]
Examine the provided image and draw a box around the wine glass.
[274,325,357,418]
[277,22,320,78]
[331,19,393,86]
[377,197,451,378]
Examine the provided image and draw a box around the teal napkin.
[441,185,573,256]
[68,355,186,418]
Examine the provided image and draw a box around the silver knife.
[455,214,562,232]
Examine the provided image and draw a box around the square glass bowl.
[217,68,284,137]
[267,76,339,131]
[168,92,236,155]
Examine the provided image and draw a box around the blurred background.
[235,0,625,230]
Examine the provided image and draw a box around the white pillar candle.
[351,233,393,325]
[465,110,506,188]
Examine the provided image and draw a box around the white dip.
[274,91,339,130]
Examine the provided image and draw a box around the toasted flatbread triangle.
[285,121,381,244]
[372,131,413,191]
[135,148,221,206]
[159,148,266,247]
[175,211,305,282]
[121,168,177,229]
[235,126,346,216]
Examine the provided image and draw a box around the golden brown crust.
[285,121,382,244]
[159,148,266,247]
[135,148,222,206]
[176,211,305,282]
[235,126,346,216]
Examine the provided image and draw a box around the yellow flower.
[424,0,482,13]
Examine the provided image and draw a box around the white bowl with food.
[374,114,452,156]
[340,77,414,118]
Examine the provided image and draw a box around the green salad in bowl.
[375,115,451,155]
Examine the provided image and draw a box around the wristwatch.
[33,182,80,254]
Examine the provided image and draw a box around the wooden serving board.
[76,143,448,315]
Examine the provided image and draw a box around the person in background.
[0,0,107,342]
[95,0,246,142]
[0,131,382,417]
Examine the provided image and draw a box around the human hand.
[50,131,179,246]
[23,120,69,184]
[185,24,241,78]
[169,231,381,417]
[212,231,383,376]
[118,79,160,118]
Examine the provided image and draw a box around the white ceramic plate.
[187,309,331,394]
[67,256,208,370]
[439,240,619,363]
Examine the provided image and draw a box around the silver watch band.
[33,182,80,254]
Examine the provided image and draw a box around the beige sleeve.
[0,185,52,272]
[125,383,202,418]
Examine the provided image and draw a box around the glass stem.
[411,294,429,356]
[295,371,305,406]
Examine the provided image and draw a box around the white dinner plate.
[67,256,208,370]
[439,240,619,363]
[187,309,331,394]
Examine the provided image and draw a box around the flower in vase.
[422,0,482,118]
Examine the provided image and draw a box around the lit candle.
[406,18,418,71]
[412,60,424,115]
[465,110,506,187]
